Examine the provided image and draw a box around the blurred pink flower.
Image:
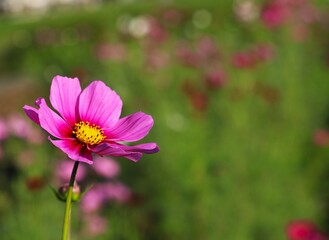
[260,0,320,31]
[56,160,87,182]
[176,43,199,68]
[7,113,44,144]
[92,156,120,179]
[0,118,8,141]
[313,129,329,146]
[296,2,321,24]
[252,43,275,62]
[147,17,168,44]
[18,150,35,167]
[232,43,275,69]
[7,113,33,138]
[286,220,326,240]
[196,36,220,63]
[182,81,209,112]
[83,214,108,237]
[103,182,131,203]
[261,1,289,28]
[162,8,184,27]
[81,182,131,213]
[204,69,227,90]
[176,37,220,68]
[94,43,127,62]
[80,186,105,213]
[145,49,170,70]
[23,75,159,164]
[232,51,257,69]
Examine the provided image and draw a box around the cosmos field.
[0,0,329,239]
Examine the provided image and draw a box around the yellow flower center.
[73,121,105,146]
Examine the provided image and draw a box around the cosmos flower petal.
[23,105,40,125]
[23,97,43,125]
[38,98,72,139]
[114,142,160,154]
[78,81,122,127]
[49,137,93,164]
[90,143,143,162]
[50,75,81,125]
[79,147,94,165]
[104,112,154,142]
[49,137,81,159]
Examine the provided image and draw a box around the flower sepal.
[50,185,67,202]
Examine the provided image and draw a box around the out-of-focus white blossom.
[234,0,259,23]
[0,0,100,13]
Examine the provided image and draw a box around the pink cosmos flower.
[23,75,159,164]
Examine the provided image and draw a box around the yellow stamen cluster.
[73,121,105,146]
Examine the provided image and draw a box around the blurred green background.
[0,0,329,239]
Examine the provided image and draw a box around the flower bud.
[53,182,81,202]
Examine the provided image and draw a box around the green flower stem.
[62,161,80,240]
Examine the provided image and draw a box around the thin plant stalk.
[62,161,80,240]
